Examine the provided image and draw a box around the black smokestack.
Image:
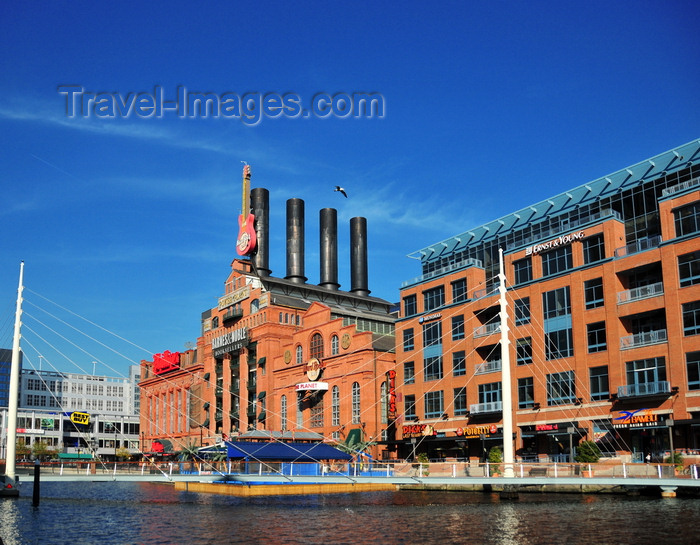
[350,217,370,296]
[251,187,270,276]
[319,208,340,290]
[285,198,306,284]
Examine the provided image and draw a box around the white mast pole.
[498,249,515,477]
[5,261,24,483]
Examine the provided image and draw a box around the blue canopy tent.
[225,441,352,461]
[224,441,352,477]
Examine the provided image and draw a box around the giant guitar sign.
[236,163,257,256]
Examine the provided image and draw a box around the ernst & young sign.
[525,231,585,256]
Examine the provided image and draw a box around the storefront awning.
[58,453,93,460]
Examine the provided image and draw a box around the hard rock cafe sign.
[305,358,323,381]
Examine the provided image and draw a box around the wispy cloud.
[0,97,275,162]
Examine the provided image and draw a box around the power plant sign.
[236,163,257,256]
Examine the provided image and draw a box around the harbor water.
[1,482,699,545]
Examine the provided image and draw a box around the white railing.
[618,380,671,398]
[473,322,501,338]
[475,360,502,375]
[620,329,668,350]
[617,282,664,304]
[614,235,662,257]
[401,258,483,288]
[661,176,700,197]
[469,401,503,414]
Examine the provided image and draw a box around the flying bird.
[334,185,348,198]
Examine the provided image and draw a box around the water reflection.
[0,499,22,545]
[0,483,698,545]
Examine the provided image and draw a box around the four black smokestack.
[319,208,340,290]
[285,198,307,284]
[246,191,370,295]
[251,188,270,277]
[350,216,370,296]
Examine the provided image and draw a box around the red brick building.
[140,190,396,458]
[395,139,700,463]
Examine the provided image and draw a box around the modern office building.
[0,366,143,460]
[21,366,141,416]
[396,138,700,463]
[140,192,396,458]
[0,407,141,461]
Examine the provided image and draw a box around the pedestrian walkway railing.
[18,460,700,481]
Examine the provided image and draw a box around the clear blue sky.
[1,1,698,377]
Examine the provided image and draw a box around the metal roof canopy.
[225,441,352,461]
[411,139,700,262]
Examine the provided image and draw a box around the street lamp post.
[666,418,675,462]
[567,427,576,463]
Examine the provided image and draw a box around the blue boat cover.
[225,441,352,461]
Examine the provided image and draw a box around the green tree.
[336,434,376,457]
[574,440,602,463]
[178,439,201,470]
[16,438,31,459]
[115,447,131,461]
[32,439,58,461]
[487,446,503,475]
[665,451,683,471]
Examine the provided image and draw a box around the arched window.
[310,333,324,360]
[352,382,361,424]
[280,395,287,431]
[250,298,259,313]
[331,334,339,356]
[332,385,340,426]
[295,345,303,365]
[279,312,283,323]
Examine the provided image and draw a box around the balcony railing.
[475,360,502,375]
[222,307,243,322]
[617,282,664,304]
[401,258,483,288]
[472,286,498,300]
[617,380,671,398]
[661,176,699,197]
[506,208,621,252]
[620,329,668,350]
[473,322,501,338]
[469,401,502,414]
[614,235,661,258]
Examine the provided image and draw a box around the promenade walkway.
[15,460,700,497]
